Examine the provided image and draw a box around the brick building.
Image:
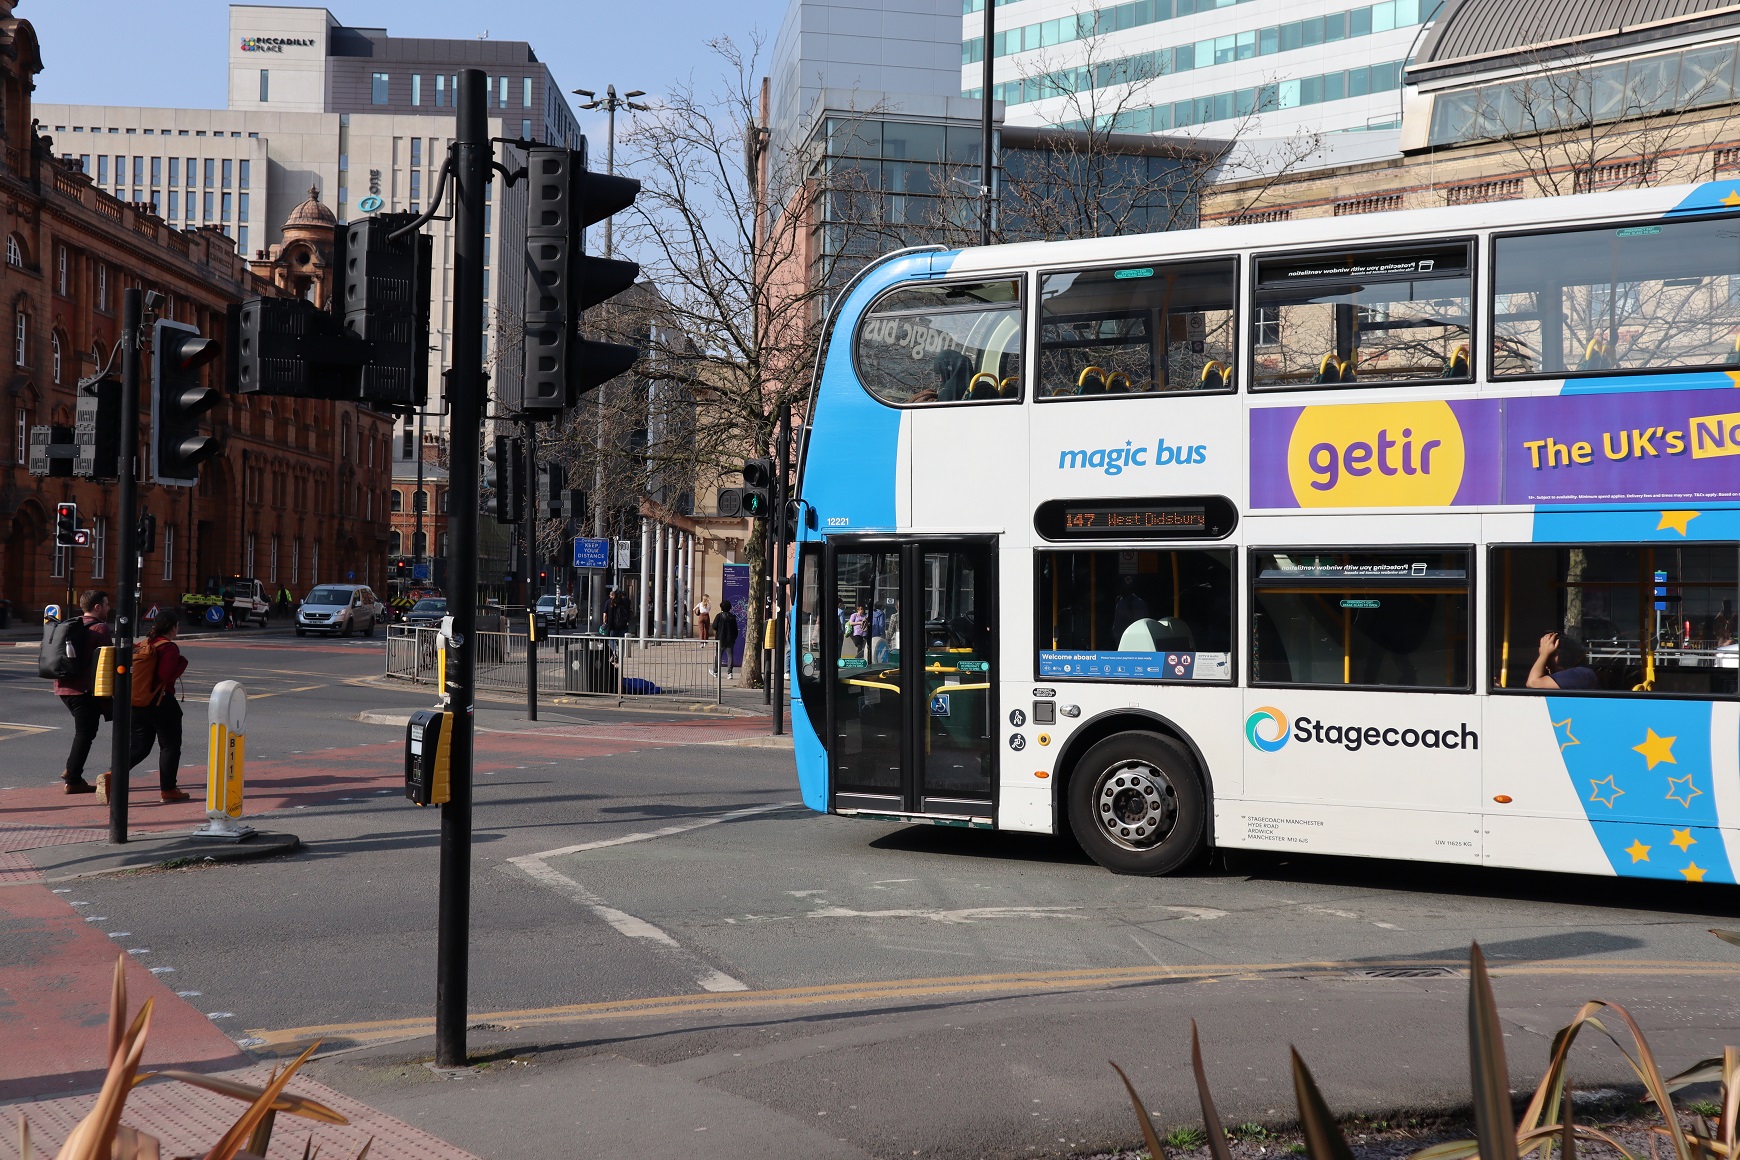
[0,2,393,619]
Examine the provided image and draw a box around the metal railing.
[385,626,723,703]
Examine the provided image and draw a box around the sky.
[27,0,790,143]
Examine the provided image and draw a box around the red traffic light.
[56,502,76,519]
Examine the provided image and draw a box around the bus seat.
[1077,365,1107,395]
[1313,353,1344,384]
[1445,344,1470,378]
[1579,336,1613,371]
[1199,360,1229,390]
[932,349,974,400]
[966,371,1001,401]
[1106,371,1132,393]
[1118,617,1195,652]
[999,376,1019,397]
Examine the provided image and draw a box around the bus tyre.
[1067,731,1206,876]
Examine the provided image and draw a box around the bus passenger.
[1527,631,1598,690]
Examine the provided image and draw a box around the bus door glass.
[919,544,996,810]
[832,549,904,800]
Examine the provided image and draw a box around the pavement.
[5,632,1740,1160]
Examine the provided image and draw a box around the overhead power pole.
[435,67,487,1070]
[980,0,995,246]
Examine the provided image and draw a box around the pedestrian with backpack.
[44,590,113,794]
[713,599,739,679]
[124,609,191,803]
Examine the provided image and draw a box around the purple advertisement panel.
[1250,391,1740,508]
[1249,398,1500,509]
[721,562,750,666]
[1503,390,1740,505]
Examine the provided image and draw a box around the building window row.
[65,127,247,138]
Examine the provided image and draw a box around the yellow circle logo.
[1285,400,1465,508]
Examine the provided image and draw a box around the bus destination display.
[1064,504,1206,534]
[1034,495,1236,541]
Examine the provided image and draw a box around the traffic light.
[27,424,74,477]
[483,434,525,524]
[74,378,121,480]
[339,213,432,406]
[54,502,79,548]
[151,319,223,486]
[511,144,641,418]
[560,488,586,524]
[136,513,157,555]
[230,298,354,398]
[540,462,569,519]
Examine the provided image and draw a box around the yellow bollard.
[193,679,254,841]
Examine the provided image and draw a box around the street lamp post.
[572,85,649,630]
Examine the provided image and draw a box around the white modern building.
[37,4,583,439]
[964,0,1444,141]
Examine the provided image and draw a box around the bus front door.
[828,539,998,820]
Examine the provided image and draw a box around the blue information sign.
[573,537,611,569]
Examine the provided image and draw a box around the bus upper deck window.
[853,279,1023,406]
[1250,241,1473,390]
[1038,258,1236,398]
[1492,215,1740,378]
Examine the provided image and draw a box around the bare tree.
[932,14,1322,244]
[610,36,891,685]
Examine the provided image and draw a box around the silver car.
[296,584,380,637]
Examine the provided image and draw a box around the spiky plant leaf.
[108,955,127,1066]
[246,1110,277,1158]
[56,995,154,1160]
[1665,1059,1725,1092]
[1561,1082,1576,1160]
[1406,1139,1481,1160]
[1469,944,1520,1160]
[155,1072,348,1124]
[1710,930,1740,949]
[353,1136,373,1160]
[1110,1062,1170,1160]
[1291,1049,1355,1160]
[1599,1002,1694,1160]
[1190,1021,1235,1160]
[199,1040,320,1160]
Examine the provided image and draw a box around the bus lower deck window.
[1251,549,1471,689]
[1251,241,1473,389]
[1036,549,1234,681]
[1491,544,1738,696]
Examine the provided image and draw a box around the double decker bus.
[788,180,1740,883]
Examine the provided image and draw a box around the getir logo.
[1286,401,1465,507]
[1246,706,1289,752]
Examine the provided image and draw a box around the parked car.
[405,597,449,628]
[296,584,381,637]
[534,594,577,627]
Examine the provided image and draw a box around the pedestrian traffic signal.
[740,457,774,518]
[54,502,79,548]
[540,463,570,519]
[560,487,586,524]
[483,434,525,524]
[151,319,223,486]
[510,144,641,418]
[73,378,121,480]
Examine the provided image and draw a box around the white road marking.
[507,802,794,994]
[1165,906,1228,921]
[805,904,1085,924]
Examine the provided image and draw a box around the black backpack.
[38,616,92,682]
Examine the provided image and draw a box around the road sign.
[573,537,610,569]
[413,563,431,580]
[615,538,632,570]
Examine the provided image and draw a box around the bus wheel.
[1067,732,1206,876]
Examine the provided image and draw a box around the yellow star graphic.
[1589,776,1624,807]
[1725,190,1740,206]
[1681,862,1707,882]
[1671,828,1697,852]
[1624,839,1651,863]
[1552,717,1579,751]
[1666,774,1703,808]
[1656,511,1700,536]
[1633,728,1677,770]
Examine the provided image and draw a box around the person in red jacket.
[126,609,191,803]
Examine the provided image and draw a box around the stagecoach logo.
[1245,706,1290,752]
[1245,706,1480,753]
[240,35,316,52]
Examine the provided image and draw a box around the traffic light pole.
[107,289,143,846]
[523,419,538,722]
[435,68,487,1069]
[772,405,790,736]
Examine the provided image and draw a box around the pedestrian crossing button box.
[405,709,453,806]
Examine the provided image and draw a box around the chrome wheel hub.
[1095,761,1177,851]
